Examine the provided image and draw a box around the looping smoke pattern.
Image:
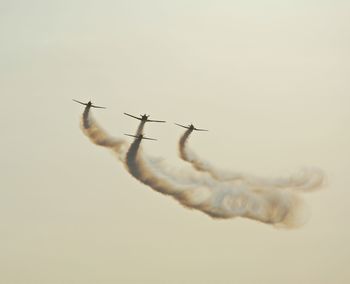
[79,107,324,228]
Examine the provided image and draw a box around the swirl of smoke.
[79,109,308,227]
[179,129,324,192]
[125,136,305,228]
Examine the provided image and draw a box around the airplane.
[72,99,106,109]
[124,112,166,123]
[124,134,157,141]
[175,123,208,131]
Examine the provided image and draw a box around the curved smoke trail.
[179,129,324,192]
[80,106,128,160]
[79,109,310,227]
[125,136,305,228]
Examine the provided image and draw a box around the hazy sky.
[1,1,349,283]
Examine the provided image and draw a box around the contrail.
[80,106,128,160]
[125,131,305,228]
[178,129,324,192]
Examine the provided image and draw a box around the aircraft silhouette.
[124,113,166,123]
[73,99,106,109]
[175,123,208,131]
[124,133,157,141]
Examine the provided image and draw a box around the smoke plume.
[78,108,322,228]
[80,106,128,160]
[125,136,305,227]
[179,129,324,192]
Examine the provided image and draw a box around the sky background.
[1,1,349,283]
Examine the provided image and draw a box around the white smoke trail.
[179,129,324,192]
[80,106,128,160]
[79,110,309,227]
[125,135,306,228]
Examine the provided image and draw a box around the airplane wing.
[72,99,87,106]
[124,113,141,120]
[124,134,138,138]
[147,119,166,123]
[175,123,189,129]
[194,128,208,131]
[124,134,157,141]
[91,104,106,109]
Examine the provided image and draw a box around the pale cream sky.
[1,1,349,283]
